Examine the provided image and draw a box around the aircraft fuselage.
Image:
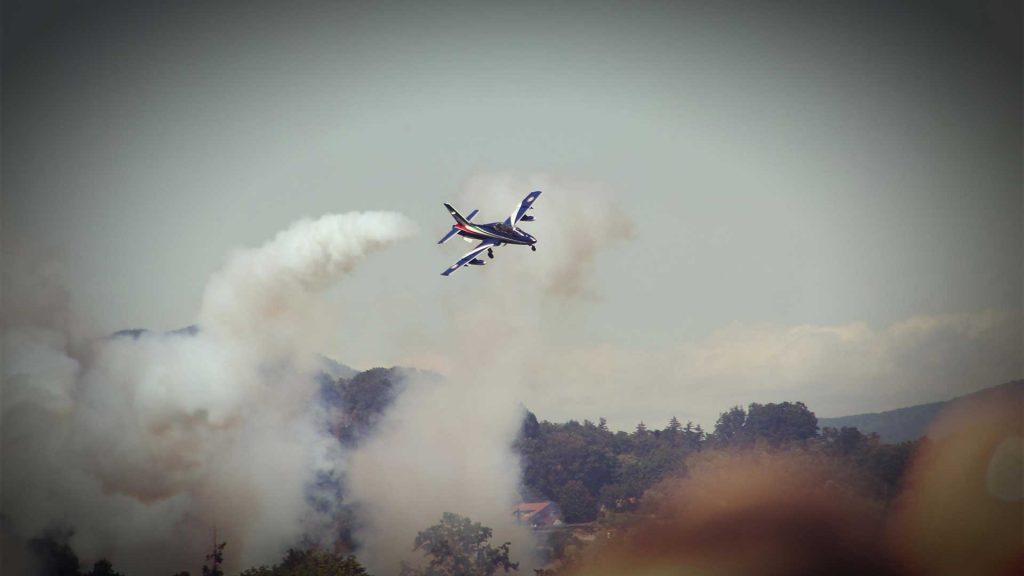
[453,221,536,246]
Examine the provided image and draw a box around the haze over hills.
[110,325,1017,445]
[329,361,1018,447]
[819,380,1024,443]
[322,357,1019,448]
[111,325,360,380]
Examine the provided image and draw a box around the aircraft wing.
[504,190,542,226]
[441,239,497,276]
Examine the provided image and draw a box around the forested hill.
[819,380,1023,443]
[318,365,442,446]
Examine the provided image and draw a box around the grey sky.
[4,0,1020,424]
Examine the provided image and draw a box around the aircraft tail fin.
[444,203,470,225]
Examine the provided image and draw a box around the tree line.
[517,401,920,523]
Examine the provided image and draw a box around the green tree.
[520,410,541,440]
[558,479,598,523]
[712,406,747,445]
[518,423,617,508]
[666,416,682,434]
[400,513,518,576]
[682,421,704,450]
[744,401,818,445]
[820,426,875,457]
[861,440,918,499]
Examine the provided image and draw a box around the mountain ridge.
[819,380,1023,442]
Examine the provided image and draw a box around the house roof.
[513,501,553,514]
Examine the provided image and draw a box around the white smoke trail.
[346,174,634,574]
[199,212,417,353]
[1,211,416,575]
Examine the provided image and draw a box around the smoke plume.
[1,212,416,574]
[346,173,634,574]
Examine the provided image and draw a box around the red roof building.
[512,501,563,528]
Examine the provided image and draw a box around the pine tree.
[666,416,682,434]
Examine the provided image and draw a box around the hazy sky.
[4,0,1021,424]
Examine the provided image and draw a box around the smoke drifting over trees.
[2,212,417,574]
[3,174,636,576]
[343,175,634,574]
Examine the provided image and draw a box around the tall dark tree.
[682,421,704,450]
[666,416,682,434]
[520,410,541,440]
[202,541,226,576]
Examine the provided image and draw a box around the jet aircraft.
[438,190,541,276]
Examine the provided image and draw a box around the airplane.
[438,190,541,276]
